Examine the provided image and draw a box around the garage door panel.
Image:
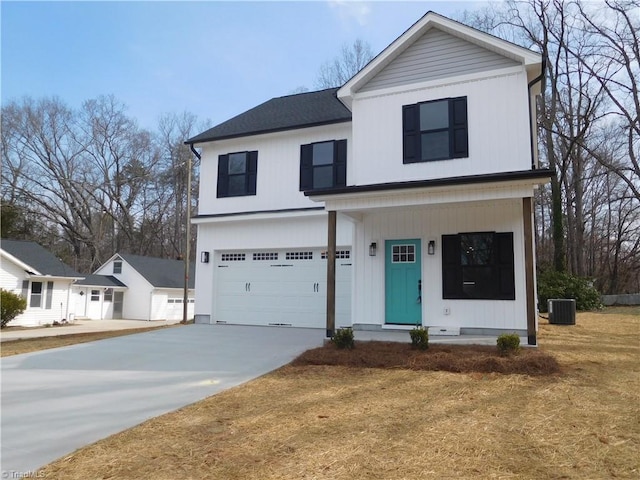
[215,248,351,328]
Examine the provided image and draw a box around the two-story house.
[186,11,552,345]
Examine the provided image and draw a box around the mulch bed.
[292,341,561,375]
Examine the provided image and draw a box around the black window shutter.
[246,151,258,195]
[495,232,515,300]
[45,281,54,309]
[451,97,468,158]
[334,139,347,187]
[216,154,229,198]
[299,144,313,191]
[442,234,462,299]
[402,104,419,164]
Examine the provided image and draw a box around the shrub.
[1,289,27,328]
[537,269,602,312]
[497,333,521,356]
[332,327,354,349]
[409,326,429,350]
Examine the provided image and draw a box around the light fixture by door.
[428,240,436,255]
[369,242,377,256]
[200,251,210,263]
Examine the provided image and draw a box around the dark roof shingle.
[75,275,127,288]
[1,240,83,277]
[118,254,195,289]
[186,88,352,144]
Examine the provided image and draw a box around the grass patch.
[36,309,640,479]
[0,326,174,357]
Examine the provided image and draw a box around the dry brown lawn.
[0,326,173,357]
[40,308,639,479]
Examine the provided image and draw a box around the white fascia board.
[30,274,85,282]
[0,250,41,275]
[338,11,541,106]
[191,208,327,225]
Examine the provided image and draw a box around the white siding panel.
[351,71,532,186]
[198,123,352,216]
[361,28,519,93]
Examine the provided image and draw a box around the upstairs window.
[442,231,514,300]
[300,139,347,191]
[113,261,122,274]
[403,97,468,163]
[217,151,258,198]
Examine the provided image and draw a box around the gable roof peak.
[338,10,541,105]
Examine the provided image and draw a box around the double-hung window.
[217,151,258,198]
[442,232,515,300]
[299,140,347,191]
[403,96,468,163]
[30,281,43,308]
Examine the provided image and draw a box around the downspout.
[527,56,546,170]
[183,143,201,324]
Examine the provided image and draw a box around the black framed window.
[442,232,515,300]
[300,139,347,191]
[403,97,468,163]
[30,281,43,308]
[217,151,258,198]
[113,261,122,274]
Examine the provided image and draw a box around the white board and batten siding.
[350,71,532,187]
[198,123,352,216]
[360,27,519,93]
[351,198,529,333]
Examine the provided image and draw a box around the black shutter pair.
[441,232,514,300]
[216,151,258,198]
[403,97,468,164]
[299,140,347,191]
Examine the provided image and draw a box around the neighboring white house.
[186,11,552,344]
[72,253,195,321]
[1,240,84,327]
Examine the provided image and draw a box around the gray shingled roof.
[75,275,127,288]
[1,240,83,277]
[118,254,195,289]
[186,87,352,144]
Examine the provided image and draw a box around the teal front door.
[385,239,422,325]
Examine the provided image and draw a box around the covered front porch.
[308,170,552,346]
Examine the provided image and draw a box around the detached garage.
[214,248,351,328]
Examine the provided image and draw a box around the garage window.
[253,253,278,261]
[321,250,350,259]
[221,253,246,262]
[286,251,313,260]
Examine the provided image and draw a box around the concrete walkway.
[0,319,180,342]
[1,324,325,476]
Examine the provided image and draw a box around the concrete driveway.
[1,324,325,476]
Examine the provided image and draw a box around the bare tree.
[315,39,375,89]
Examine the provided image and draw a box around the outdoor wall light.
[428,240,436,255]
[369,242,377,256]
[200,251,210,263]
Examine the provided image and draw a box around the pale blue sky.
[2,1,486,132]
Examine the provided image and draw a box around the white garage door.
[215,248,351,328]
